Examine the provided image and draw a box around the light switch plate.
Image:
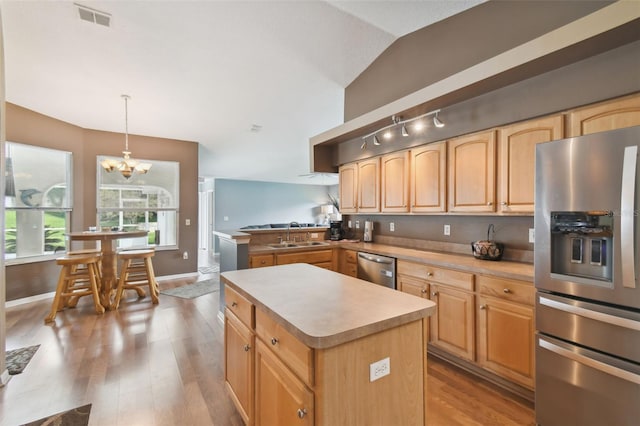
[390,222,395,232]
[444,224,451,236]
[529,228,535,243]
[355,221,360,229]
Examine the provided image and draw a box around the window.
[97,156,179,249]
[4,142,72,262]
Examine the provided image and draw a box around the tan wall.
[5,103,199,300]
[344,0,612,121]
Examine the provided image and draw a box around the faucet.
[286,221,300,242]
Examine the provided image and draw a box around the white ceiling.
[1,0,483,185]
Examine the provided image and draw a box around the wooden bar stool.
[68,248,103,279]
[45,253,105,324]
[112,249,159,309]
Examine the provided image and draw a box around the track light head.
[401,124,409,137]
[433,112,445,128]
[373,134,381,145]
[360,138,367,150]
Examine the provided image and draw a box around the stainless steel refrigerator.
[534,126,640,426]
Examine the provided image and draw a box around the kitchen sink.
[266,241,330,249]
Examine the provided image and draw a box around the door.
[429,284,475,361]
[448,131,496,212]
[411,142,446,212]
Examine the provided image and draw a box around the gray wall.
[214,179,338,248]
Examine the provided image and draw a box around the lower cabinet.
[255,339,314,426]
[250,254,274,268]
[224,311,254,424]
[476,275,535,389]
[338,249,358,277]
[429,283,475,362]
[276,249,334,270]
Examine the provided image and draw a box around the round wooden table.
[66,230,149,308]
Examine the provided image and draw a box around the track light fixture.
[359,109,445,150]
[433,111,445,128]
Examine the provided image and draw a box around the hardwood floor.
[2,271,534,426]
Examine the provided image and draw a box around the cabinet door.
[357,158,380,213]
[381,151,410,213]
[448,131,496,212]
[567,93,640,137]
[255,340,314,426]
[498,115,563,213]
[338,163,358,214]
[225,310,254,424]
[410,142,446,213]
[429,284,475,361]
[338,249,357,277]
[477,295,535,389]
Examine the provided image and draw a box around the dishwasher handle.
[358,252,394,265]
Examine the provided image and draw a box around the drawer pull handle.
[480,304,487,310]
[231,301,238,307]
[487,202,493,206]
[271,337,279,346]
[243,344,251,352]
[420,288,427,294]
[297,408,307,419]
[501,202,508,206]
[426,272,433,277]
[503,288,511,293]
[431,291,439,297]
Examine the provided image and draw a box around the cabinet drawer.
[256,309,314,387]
[476,275,534,306]
[276,249,333,265]
[344,249,357,264]
[398,261,474,291]
[251,254,275,268]
[225,285,255,329]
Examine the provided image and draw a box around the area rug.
[160,279,219,299]
[198,264,220,274]
[5,344,40,375]
[22,403,91,426]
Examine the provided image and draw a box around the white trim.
[0,369,11,387]
[156,272,199,282]
[5,291,55,308]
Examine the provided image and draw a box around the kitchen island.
[221,263,436,426]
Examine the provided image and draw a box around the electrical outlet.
[369,357,390,382]
[529,228,535,243]
[355,221,360,229]
[185,219,191,226]
[390,222,395,232]
[183,251,188,260]
[444,224,451,236]
[348,220,352,228]
[223,216,229,221]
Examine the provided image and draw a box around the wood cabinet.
[498,115,563,213]
[249,254,274,268]
[224,286,256,425]
[338,163,357,214]
[476,275,535,389]
[338,158,380,213]
[448,131,496,212]
[357,158,380,213]
[567,93,640,137]
[381,151,410,213]
[338,249,357,277]
[410,142,447,213]
[276,249,334,270]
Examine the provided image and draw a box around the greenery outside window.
[4,142,72,262]
[97,156,179,249]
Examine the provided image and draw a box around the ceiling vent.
[75,3,111,27]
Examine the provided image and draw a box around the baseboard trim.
[5,292,56,308]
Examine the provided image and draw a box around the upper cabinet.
[567,93,640,136]
[338,163,358,214]
[498,115,564,213]
[410,142,447,213]
[448,131,496,213]
[381,151,410,213]
[357,158,380,213]
[338,158,380,214]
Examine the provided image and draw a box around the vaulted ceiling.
[1,0,483,185]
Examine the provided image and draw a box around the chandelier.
[100,94,152,179]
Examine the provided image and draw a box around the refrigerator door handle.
[621,145,637,288]
[539,337,640,384]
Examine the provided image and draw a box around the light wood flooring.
[2,271,534,426]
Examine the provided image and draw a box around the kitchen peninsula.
[221,263,436,425]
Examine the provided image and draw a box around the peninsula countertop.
[221,263,436,349]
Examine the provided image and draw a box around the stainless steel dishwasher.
[357,252,396,289]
